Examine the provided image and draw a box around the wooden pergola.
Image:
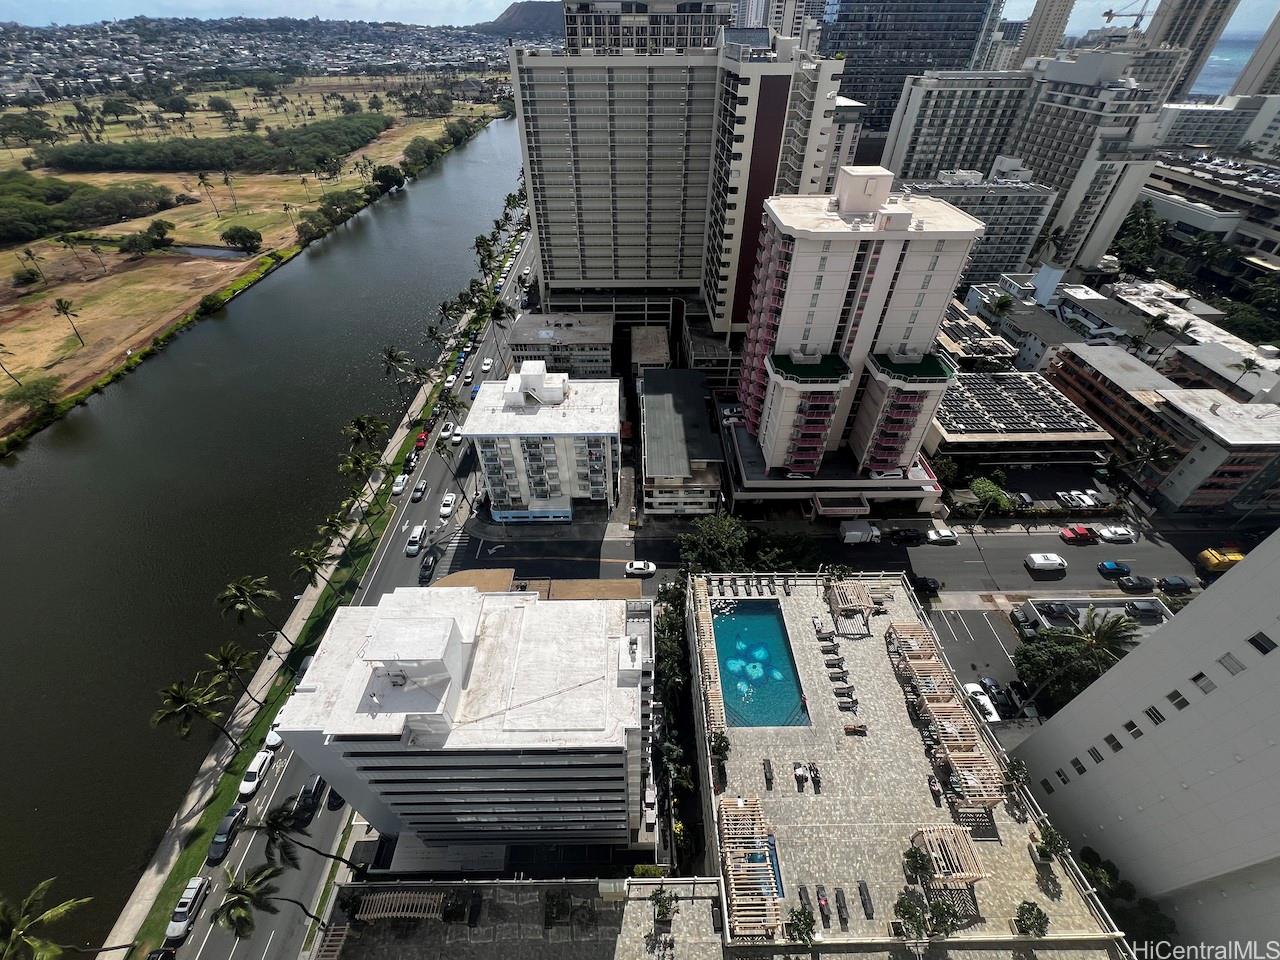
[718,797,783,940]
[889,621,941,660]
[923,700,980,750]
[905,659,958,700]
[827,579,875,620]
[693,578,726,734]
[911,824,987,888]
[355,889,445,921]
[944,749,1007,808]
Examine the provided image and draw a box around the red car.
[414,432,428,451]
[1058,524,1097,544]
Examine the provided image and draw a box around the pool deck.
[690,573,1127,955]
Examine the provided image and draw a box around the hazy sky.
[8,0,1280,32]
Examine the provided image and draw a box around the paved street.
[930,608,1022,687]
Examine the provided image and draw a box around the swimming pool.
[711,599,810,727]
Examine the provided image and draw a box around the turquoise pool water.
[712,600,810,727]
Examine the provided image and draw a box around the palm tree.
[343,414,389,451]
[435,390,464,420]
[1155,318,1196,362]
[56,234,86,271]
[205,641,263,707]
[1129,311,1168,356]
[1230,356,1263,385]
[19,247,45,283]
[291,544,333,588]
[88,243,107,272]
[196,171,221,217]
[221,169,239,212]
[1020,609,1140,711]
[434,438,472,507]
[281,203,296,229]
[151,676,241,750]
[0,343,20,386]
[988,293,1014,319]
[337,450,382,480]
[299,176,311,201]
[249,802,364,872]
[315,512,350,550]
[216,575,293,648]
[0,879,134,960]
[380,345,411,393]
[52,298,84,347]
[212,864,326,940]
[1029,225,1066,265]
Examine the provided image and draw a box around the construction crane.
[1102,0,1153,31]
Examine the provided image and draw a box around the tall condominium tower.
[735,166,983,489]
[1015,0,1074,61]
[733,0,768,28]
[883,51,1161,268]
[1231,10,1280,95]
[563,0,733,53]
[1015,530,1280,943]
[512,30,844,331]
[767,0,826,37]
[1143,0,1243,100]
[819,0,1004,141]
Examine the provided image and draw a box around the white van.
[406,524,426,557]
[1024,553,1067,572]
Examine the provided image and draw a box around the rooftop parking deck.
[689,573,1128,954]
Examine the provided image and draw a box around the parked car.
[264,722,283,750]
[482,358,494,373]
[1055,490,1082,509]
[207,803,248,865]
[1157,575,1194,594]
[391,474,409,496]
[1125,598,1164,620]
[1040,601,1075,618]
[237,750,275,801]
[402,451,419,474]
[405,524,426,557]
[1058,524,1097,543]
[463,371,474,385]
[1097,560,1131,579]
[870,469,905,480]
[784,472,809,480]
[909,575,940,598]
[927,528,958,544]
[1012,492,1034,509]
[146,951,177,960]
[451,432,463,447]
[164,876,211,943]
[962,683,1000,723]
[292,775,328,825]
[414,432,428,451]
[890,528,924,546]
[326,790,346,811]
[1096,525,1137,543]
[626,560,658,577]
[444,374,457,389]
[411,479,428,502]
[1118,574,1156,593]
[418,554,436,584]
[1025,553,1068,572]
[439,422,455,441]
[978,676,1013,717]
[1068,489,1095,507]
[439,493,457,519]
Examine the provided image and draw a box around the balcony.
[766,352,853,387]
[867,352,955,386]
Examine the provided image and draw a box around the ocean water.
[1192,34,1264,97]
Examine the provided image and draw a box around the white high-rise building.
[460,362,621,523]
[1231,10,1280,96]
[1014,531,1280,943]
[883,51,1162,269]
[1142,0,1243,100]
[731,166,983,510]
[277,585,656,854]
[562,0,733,53]
[512,29,845,331]
[766,0,825,38]
[1015,0,1074,61]
[733,0,768,27]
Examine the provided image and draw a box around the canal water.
[0,118,520,943]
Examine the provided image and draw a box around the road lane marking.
[981,612,1015,664]
[258,930,276,960]
[962,560,986,563]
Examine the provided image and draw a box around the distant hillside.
[469,1,563,37]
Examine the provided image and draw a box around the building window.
[1190,672,1217,694]
[1088,746,1104,764]
[810,294,820,308]
[1144,705,1166,725]
[1166,689,1190,711]
[1218,652,1247,675]
[1070,757,1087,775]
[1247,631,1277,655]
[934,240,945,252]
[1055,768,1070,785]
[822,240,832,252]
[1104,734,1123,753]
[813,275,822,290]
[1124,720,1144,739]
[1040,778,1055,795]
[818,256,828,271]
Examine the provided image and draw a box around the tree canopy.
[0,169,176,244]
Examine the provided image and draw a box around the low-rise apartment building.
[639,369,724,514]
[1156,95,1280,159]
[461,361,621,522]
[503,311,614,377]
[276,584,656,858]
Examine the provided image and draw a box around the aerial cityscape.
[3,2,1280,960]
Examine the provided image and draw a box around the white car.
[625,560,658,577]
[439,422,455,441]
[463,371,474,385]
[264,722,283,750]
[450,432,463,447]
[870,469,905,480]
[927,528,959,544]
[237,750,275,801]
[1056,490,1082,509]
[439,493,457,519]
[445,374,458,389]
[165,876,210,942]
[391,474,409,496]
[482,358,494,373]
[1070,489,1096,508]
[1025,553,1068,572]
[962,683,1000,723]
[1097,525,1137,543]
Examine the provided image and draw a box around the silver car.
[165,875,210,942]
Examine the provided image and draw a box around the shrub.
[0,169,175,244]
[903,845,935,883]
[220,225,263,254]
[12,267,40,286]
[5,374,61,413]
[198,293,225,314]
[787,905,814,945]
[1016,901,1050,937]
[1037,824,1069,859]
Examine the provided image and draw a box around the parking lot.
[930,608,1022,688]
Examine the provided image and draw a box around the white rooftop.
[1157,390,1280,446]
[460,360,620,438]
[276,586,649,749]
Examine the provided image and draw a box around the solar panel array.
[939,309,1017,359]
[937,374,1102,435]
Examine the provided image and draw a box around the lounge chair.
[834,888,850,926]
[829,670,848,681]
[837,700,858,712]
[816,885,831,925]
[763,758,774,790]
[858,880,874,920]
[799,886,813,913]
[832,685,856,697]
[825,656,844,668]
[843,722,867,736]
